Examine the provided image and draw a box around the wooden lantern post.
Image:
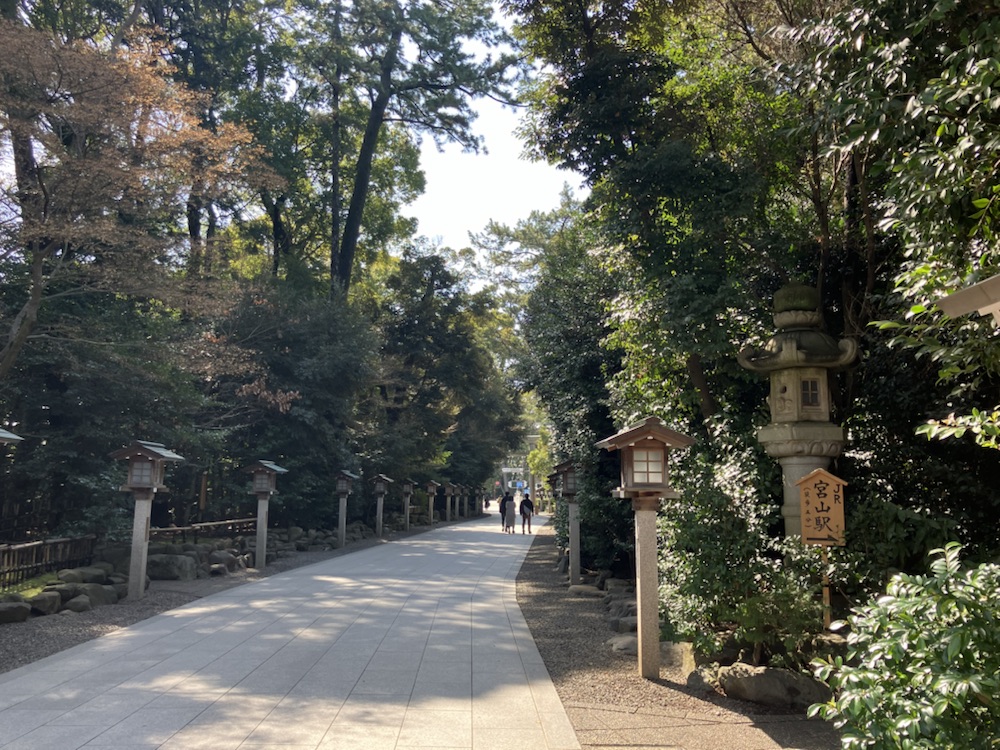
[336,470,359,548]
[597,417,694,680]
[425,480,440,525]
[109,440,184,600]
[402,479,415,531]
[244,460,288,568]
[373,473,394,538]
[554,461,580,585]
[443,483,455,523]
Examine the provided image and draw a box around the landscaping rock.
[63,595,92,613]
[603,578,633,594]
[56,568,85,584]
[616,615,638,633]
[718,662,832,711]
[0,602,31,623]
[567,584,605,597]
[661,641,696,673]
[28,591,62,616]
[146,554,198,581]
[76,566,110,584]
[686,662,720,692]
[79,583,118,607]
[44,583,82,603]
[606,634,638,655]
[208,550,238,572]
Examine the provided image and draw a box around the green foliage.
[551,493,569,550]
[659,426,822,663]
[218,285,376,529]
[52,495,136,544]
[811,544,1000,749]
[526,429,554,494]
[795,0,1000,449]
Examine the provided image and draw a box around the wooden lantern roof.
[595,416,695,453]
[244,460,288,475]
[0,428,23,444]
[109,440,185,463]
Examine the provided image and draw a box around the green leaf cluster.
[811,543,1000,748]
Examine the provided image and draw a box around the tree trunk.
[262,190,290,277]
[336,21,403,292]
[329,0,344,297]
[686,353,718,422]
[186,196,204,275]
[0,247,45,380]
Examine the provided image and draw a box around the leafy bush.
[659,431,823,664]
[53,494,135,543]
[811,543,1000,748]
[551,492,569,550]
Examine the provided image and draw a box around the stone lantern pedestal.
[756,422,845,534]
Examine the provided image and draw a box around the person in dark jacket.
[498,492,511,531]
[519,493,534,534]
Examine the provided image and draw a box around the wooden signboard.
[797,468,846,547]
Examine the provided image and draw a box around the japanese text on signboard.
[799,470,846,546]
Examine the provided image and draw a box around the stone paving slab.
[563,702,837,750]
[0,515,579,750]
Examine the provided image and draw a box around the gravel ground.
[516,525,786,718]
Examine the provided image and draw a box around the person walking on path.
[504,494,517,533]
[498,492,511,531]
[520,492,534,534]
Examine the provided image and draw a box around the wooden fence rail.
[1,518,257,591]
[149,517,257,543]
[0,535,97,591]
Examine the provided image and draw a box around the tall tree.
[0,21,254,379]
[302,0,520,292]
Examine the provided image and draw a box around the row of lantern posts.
[102,440,486,602]
[8,420,689,681]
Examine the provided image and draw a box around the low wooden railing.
[0,535,97,591]
[149,517,257,543]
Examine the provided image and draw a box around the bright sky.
[407,97,587,249]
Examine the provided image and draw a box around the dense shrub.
[811,543,1000,748]
[659,433,823,664]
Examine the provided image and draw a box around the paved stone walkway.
[0,515,579,749]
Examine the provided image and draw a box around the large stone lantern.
[738,283,858,537]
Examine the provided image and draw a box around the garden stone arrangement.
[0,522,385,624]
[567,567,836,712]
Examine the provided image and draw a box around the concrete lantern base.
[632,494,663,680]
[568,500,581,585]
[255,495,270,568]
[756,421,844,538]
